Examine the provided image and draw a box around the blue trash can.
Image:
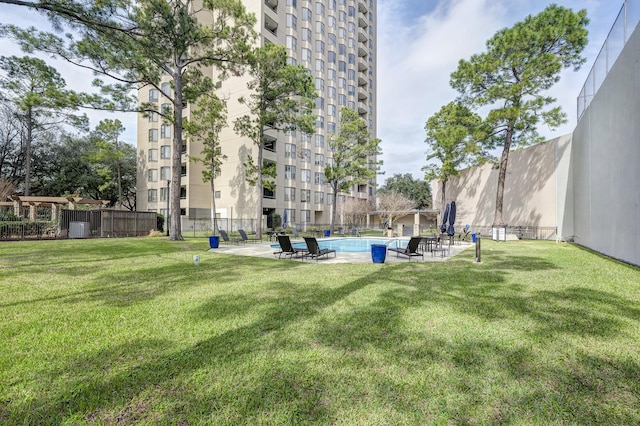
[471,233,476,243]
[371,244,387,263]
[324,230,331,237]
[209,235,220,248]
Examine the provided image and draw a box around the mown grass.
[1,237,639,425]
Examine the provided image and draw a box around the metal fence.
[577,0,640,119]
[470,225,558,240]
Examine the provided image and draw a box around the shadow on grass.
[3,242,640,424]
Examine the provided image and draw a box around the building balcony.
[358,16,368,29]
[358,101,367,115]
[358,75,368,87]
[265,0,278,12]
[358,0,367,14]
[358,57,368,72]
[264,14,278,36]
[358,46,367,57]
[358,27,368,43]
[358,87,367,101]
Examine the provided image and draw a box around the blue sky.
[0,0,623,180]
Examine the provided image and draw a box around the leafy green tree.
[1,0,256,240]
[450,4,588,226]
[378,173,432,210]
[0,55,87,195]
[89,119,128,208]
[233,43,315,238]
[325,107,382,232]
[183,92,227,234]
[423,102,483,209]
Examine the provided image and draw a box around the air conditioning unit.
[69,221,90,238]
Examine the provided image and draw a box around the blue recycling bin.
[471,233,477,243]
[371,244,387,263]
[209,235,220,248]
[324,230,331,237]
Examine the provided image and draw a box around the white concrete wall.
[572,25,640,266]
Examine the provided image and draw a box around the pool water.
[271,237,406,253]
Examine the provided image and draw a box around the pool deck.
[207,237,474,264]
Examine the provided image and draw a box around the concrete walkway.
[207,237,474,264]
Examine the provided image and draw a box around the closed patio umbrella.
[282,209,288,229]
[447,201,456,236]
[440,203,450,234]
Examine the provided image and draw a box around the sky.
[0,0,621,181]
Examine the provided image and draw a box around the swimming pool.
[271,237,406,253]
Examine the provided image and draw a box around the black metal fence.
[470,225,558,240]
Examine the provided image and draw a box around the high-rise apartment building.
[136,0,377,231]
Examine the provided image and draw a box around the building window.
[338,94,346,105]
[284,186,296,201]
[160,187,168,201]
[339,61,346,72]
[315,153,324,166]
[301,7,311,21]
[315,21,324,35]
[327,193,334,205]
[327,122,336,133]
[160,145,171,159]
[148,169,158,182]
[286,35,297,51]
[315,2,324,16]
[181,163,187,176]
[160,166,170,181]
[315,59,324,72]
[161,103,171,115]
[314,191,324,204]
[148,189,157,202]
[301,27,312,41]
[161,82,171,97]
[315,97,324,110]
[179,186,187,199]
[301,209,311,223]
[315,116,324,129]
[286,0,296,6]
[148,111,158,122]
[285,165,296,180]
[328,51,336,64]
[284,209,296,222]
[327,68,336,81]
[301,169,311,183]
[328,86,336,99]
[301,48,312,62]
[328,104,336,116]
[149,89,159,102]
[315,78,324,91]
[148,129,158,142]
[300,189,310,202]
[315,134,324,147]
[315,40,325,54]
[315,172,324,185]
[148,149,158,162]
[338,77,346,88]
[215,191,221,198]
[339,44,346,55]
[161,124,171,139]
[285,143,296,158]
[286,13,297,29]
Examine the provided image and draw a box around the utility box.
[69,221,90,239]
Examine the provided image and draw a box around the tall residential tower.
[136,0,377,231]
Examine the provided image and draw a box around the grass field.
[1,237,639,424]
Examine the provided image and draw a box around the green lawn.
[1,238,639,424]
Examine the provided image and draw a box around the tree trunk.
[170,71,184,241]
[24,108,33,196]
[255,142,263,239]
[493,125,514,227]
[210,173,217,235]
[330,185,338,233]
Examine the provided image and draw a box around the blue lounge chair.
[303,236,337,261]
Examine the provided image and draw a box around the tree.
[378,173,432,210]
[1,0,256,239]
[0,102,22,183]
[377,191,416,231]
[88,119,128,208]
[233,43,315,238]
[183,92,227,235]
[0,55,87,195]
[341,198,373,229]
[325,107,382,232]
[450,4,588,226]
[423,102,483,209]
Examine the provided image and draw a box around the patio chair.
[274,235,307,259]
[219,229,240,244]
[351,227,361,237]
[238,229,261,243]
[388,237,424,261]
[291,228,301,239]
[303,236,337,261]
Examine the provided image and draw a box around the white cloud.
[376,0,617,180]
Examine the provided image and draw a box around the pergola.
[4,196,109,221]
